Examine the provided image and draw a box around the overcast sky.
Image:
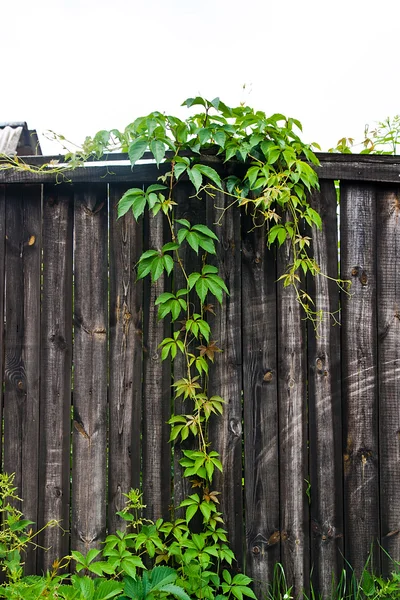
[1,0,399,154]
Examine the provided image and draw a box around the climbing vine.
[0,97,349,597]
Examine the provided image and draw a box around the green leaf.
[155,292,174,305]
[150,566,178,588]
[93,579,123,600]
[195,278,208,304]
[160,584,191,600]
[86,548,101,563]
[206,274,229,295]
[163,254,174,275]
[182,96,206,108]
[202,264,218,275]
[187,167,203,193]
[186,503,199,523]
[307,207,322,229]
[147,184,167,193]
[131,194,147,220]
[174,162,187,181]
[246,165,260,188]
[186,231,200,253]
[198,128,211,145]
[191,224,219,241]
[150,139,166,166]
[151,257,165,281]
[214,130,226,148]
[193,164,222,189]
[128,138,148,165]
[175,218,190,228]
[188,272,201,290]
[118,188,144,218]
[197,236,216,254]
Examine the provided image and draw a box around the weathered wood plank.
[108,184,143,533]
[72,184,108,554]
[172,183,206,513]
[341,182,379,574]
[3,184,41,574]
[376,186,400,572]
[37,186,73,571]
[3,153,400,184]
[242,212,280,595]
[142,211,171,522]
[207,191,243,567]
[0,185,5,468]
[307,182,343,595]
[277,220,309,596]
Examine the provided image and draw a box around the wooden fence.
[0,154,400,597]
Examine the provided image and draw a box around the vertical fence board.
[142,212,171,522]
[277,225,309,595]
[172,183,206,513]
[341,183,379,574]
[242,213,280,594]
[3,184,41,574]
[38,186,73,571]
[72,184,108,554]
[0,185,5,466]
[208,191,243,567]
[308,182,343,595]
[108,185,143,533]
[376,186,400,573]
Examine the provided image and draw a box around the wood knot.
[263,371,273,382]
[229,418,242,437]
[252,546,260,554]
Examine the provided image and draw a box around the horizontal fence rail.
[0,154,399,598]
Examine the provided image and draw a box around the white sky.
[1,0,399,154]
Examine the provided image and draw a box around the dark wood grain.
[108,184,143,533]
[307,182,343,594]
[37,185,73,571]
[277,217,309,596]
[4,153,400,184]
[207,191,243,567]
[72,184,108,554]
[242,212,280,595]
[142,211,171,522]
[376,186,400,573]
[341,182,379,574]
[3,184,41,574]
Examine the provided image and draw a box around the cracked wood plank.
[3,184,41,574]
[307,182,343,595]
[38,185,73,572]
[242,211,280,596]
[108,184,143,533]
[142,211,171,522]
[207,190,243,567]
[277,214,309,596]
[341,182,379,574]
[376,186,400,573]
[72,184,108,554]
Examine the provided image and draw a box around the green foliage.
[121,566,190,600]
[0,473,59,584]
[330,115,400,155]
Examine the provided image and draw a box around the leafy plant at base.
[0,473,60,584]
